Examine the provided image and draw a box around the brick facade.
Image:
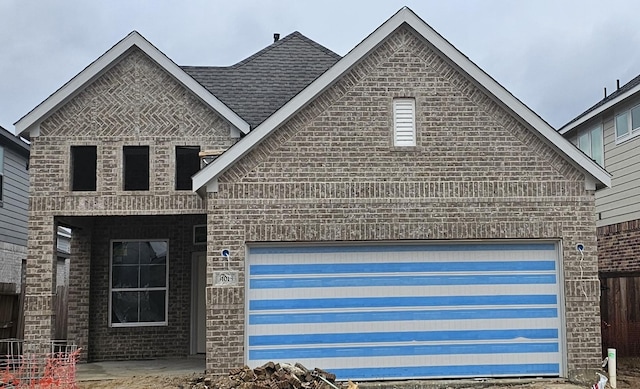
[205,28,601,379]
[23,24,603,382]
[598,218,640,274]
[24,48,232,358]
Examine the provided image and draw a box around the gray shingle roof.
[182,32,341,129]
[562,73,640,130]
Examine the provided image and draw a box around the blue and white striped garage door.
[246,242,564,380]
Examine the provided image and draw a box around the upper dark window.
[71,146,97,191]
[175,146,200,191]
[123,146,149,191]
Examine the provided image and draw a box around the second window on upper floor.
[175,146,200,191]
[576,125,604,167]
[615,104,640,142]
[123,146,149,191]
[71,146,97,191]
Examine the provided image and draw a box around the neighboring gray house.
[560,74,640,357]
[0,125,29,294]
[16,7,610,383]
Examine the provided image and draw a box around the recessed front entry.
[246,241,564,380]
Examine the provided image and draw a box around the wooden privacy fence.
[0,283,68,342]
[54,285,68,340]
[0,282,24,340]
[600,275,640,357]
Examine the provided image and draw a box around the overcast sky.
[2,0,640,134]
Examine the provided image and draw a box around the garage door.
[246,242,563,380]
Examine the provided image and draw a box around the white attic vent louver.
[393,98,416,146]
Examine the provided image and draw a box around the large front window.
[110,240,168,327]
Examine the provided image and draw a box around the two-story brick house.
[560,74,640,357]
[16,8,610,382]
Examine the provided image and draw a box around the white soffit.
[15,31,250,139]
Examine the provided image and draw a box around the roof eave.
[15,31,250,140]
[560,84,640,135]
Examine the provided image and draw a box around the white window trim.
[393,98,416,147]
[615,103,640,144]
[109,239,169,327]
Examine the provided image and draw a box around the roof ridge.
[181,32,340,72]
[561,73,640,130]
[292,31,341,60]
[232,31,340,69]
[231,31,301,69]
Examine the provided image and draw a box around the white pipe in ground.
[608,348,617,389]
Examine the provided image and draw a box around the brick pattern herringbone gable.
[41,49,229,139]
[219,27,581,186]
[29,48,236,205]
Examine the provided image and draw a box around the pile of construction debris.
[186,362,348,389]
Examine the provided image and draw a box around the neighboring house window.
[393,98,416,146]
[175,146,200,191]
[110,240,168,327]
[577,125,604,167]
[71,146,97,191]
[0,146,4,202]
[615,104,640,141]
[123,146,149,191]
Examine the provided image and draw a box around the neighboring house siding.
[588,96,640,228]
[0,144,29,246]
[205,27,601,377]
[0,135,29,290]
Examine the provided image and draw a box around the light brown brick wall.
[205,27,601,379]
[25,48,231,355]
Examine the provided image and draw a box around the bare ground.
[77,358,640,389]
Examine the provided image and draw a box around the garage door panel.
[247,242,563,380]
[250,274,556,289]
[250,284,557,299]
[250,353,561,370]
[249,318,562,336]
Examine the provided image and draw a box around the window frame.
[123,146,150,191]
[175,146,201,191]
[70,145,97,191]
[615,103,640,143]
[393,98,417,147]
[109,239,169,328]
[576,124,604,167]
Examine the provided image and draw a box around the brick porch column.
[23,215,57,350]
[67,226,92,362]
